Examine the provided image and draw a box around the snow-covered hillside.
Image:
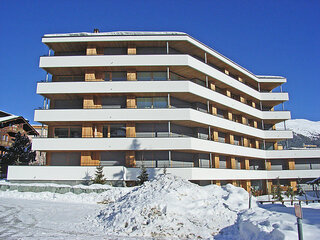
[277,119,320,138]
[276,119,320,147]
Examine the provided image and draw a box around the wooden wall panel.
[85,71,96,81]
[266,160,271,170]
[128,47,136,55]
[226,157,236,169]
[212,154,219,168]
[126,122,136,137]
[125,151,136,167]
[82,124,93,138]
[211,106,217,115]
[126,96,136,108]
[243,137,249,147]
[46,152,51,166]
[96,125,103,138]
[80,151,100,166]
[288,159,295,170]
[210,82,216,91]
[127,71,137,81]
[212,130,219,141]
[240,158,250,170]
[86,47,97,55]
[240,180,251,192]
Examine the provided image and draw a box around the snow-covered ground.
[0,175,320,239]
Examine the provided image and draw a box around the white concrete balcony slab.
[37,81,289,111]
[32,137,320,160]
[34,108,292,140]
[7,165,320,182]
[42,33,285,85]
[39,54,285,101]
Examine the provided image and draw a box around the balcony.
[37,80,289,120]
[39,54,285,101]
[34,108,292,140]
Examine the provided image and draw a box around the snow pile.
[96,174,256,239]
[0,185,130,204]
[276,119,320,138]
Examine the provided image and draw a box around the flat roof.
[43,31,187,38]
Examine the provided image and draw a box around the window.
[101,96,126,109]
[54,127,82,138]
[153,97,168,108]
[54,128,69,138]
[170,72,187,80]
[70,128,82,138]
[153,72,166,81]
[137,97,153,108]
[137,72,152,81]
[104,72,127,81]
[110,124,126,138]
[104,47,126,55]
[136,47,166,55]
[137,71,167,81]
[137,97,168,109]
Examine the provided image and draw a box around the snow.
[276,119,320,138]
[43,31,187,38]
[0,174,320,239]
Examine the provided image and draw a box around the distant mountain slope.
[276,119,320,148]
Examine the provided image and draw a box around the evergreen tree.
[297,178,305,196]
[271,185,277,199]
[92,165,107,184]
[0,132,35,177]
[137,163,149,185]
[163,165,167,175]
[275,178,283,201]
[285,185,295,200]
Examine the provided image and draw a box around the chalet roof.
[0,110,38,136]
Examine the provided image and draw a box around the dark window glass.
[137,97,153,108]
[137,72,152,81]
[153,72,167,81]
[110,124,126,137]
[104,47,126,55]
[112,72,127,81]
[153,97,167,108]
[70,128,82,138]
[54,128,68,138]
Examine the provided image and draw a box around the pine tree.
[137,163,149,185]
[0,132,35,177]
[92,165,107,184]
[297,178,305,196]
[163,165,167,175]
[271,185,277,199]
[275,178,283,201]
[285,185,295,200]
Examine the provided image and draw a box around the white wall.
[8,165,320,181]
[32,137,320,160]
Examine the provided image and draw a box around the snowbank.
[96,174,256,239]
[1,175,320,239]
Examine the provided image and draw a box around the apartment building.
[9,31,320,192]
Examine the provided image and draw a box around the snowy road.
[0,197,144,240]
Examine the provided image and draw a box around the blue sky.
[0,0,319,123]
